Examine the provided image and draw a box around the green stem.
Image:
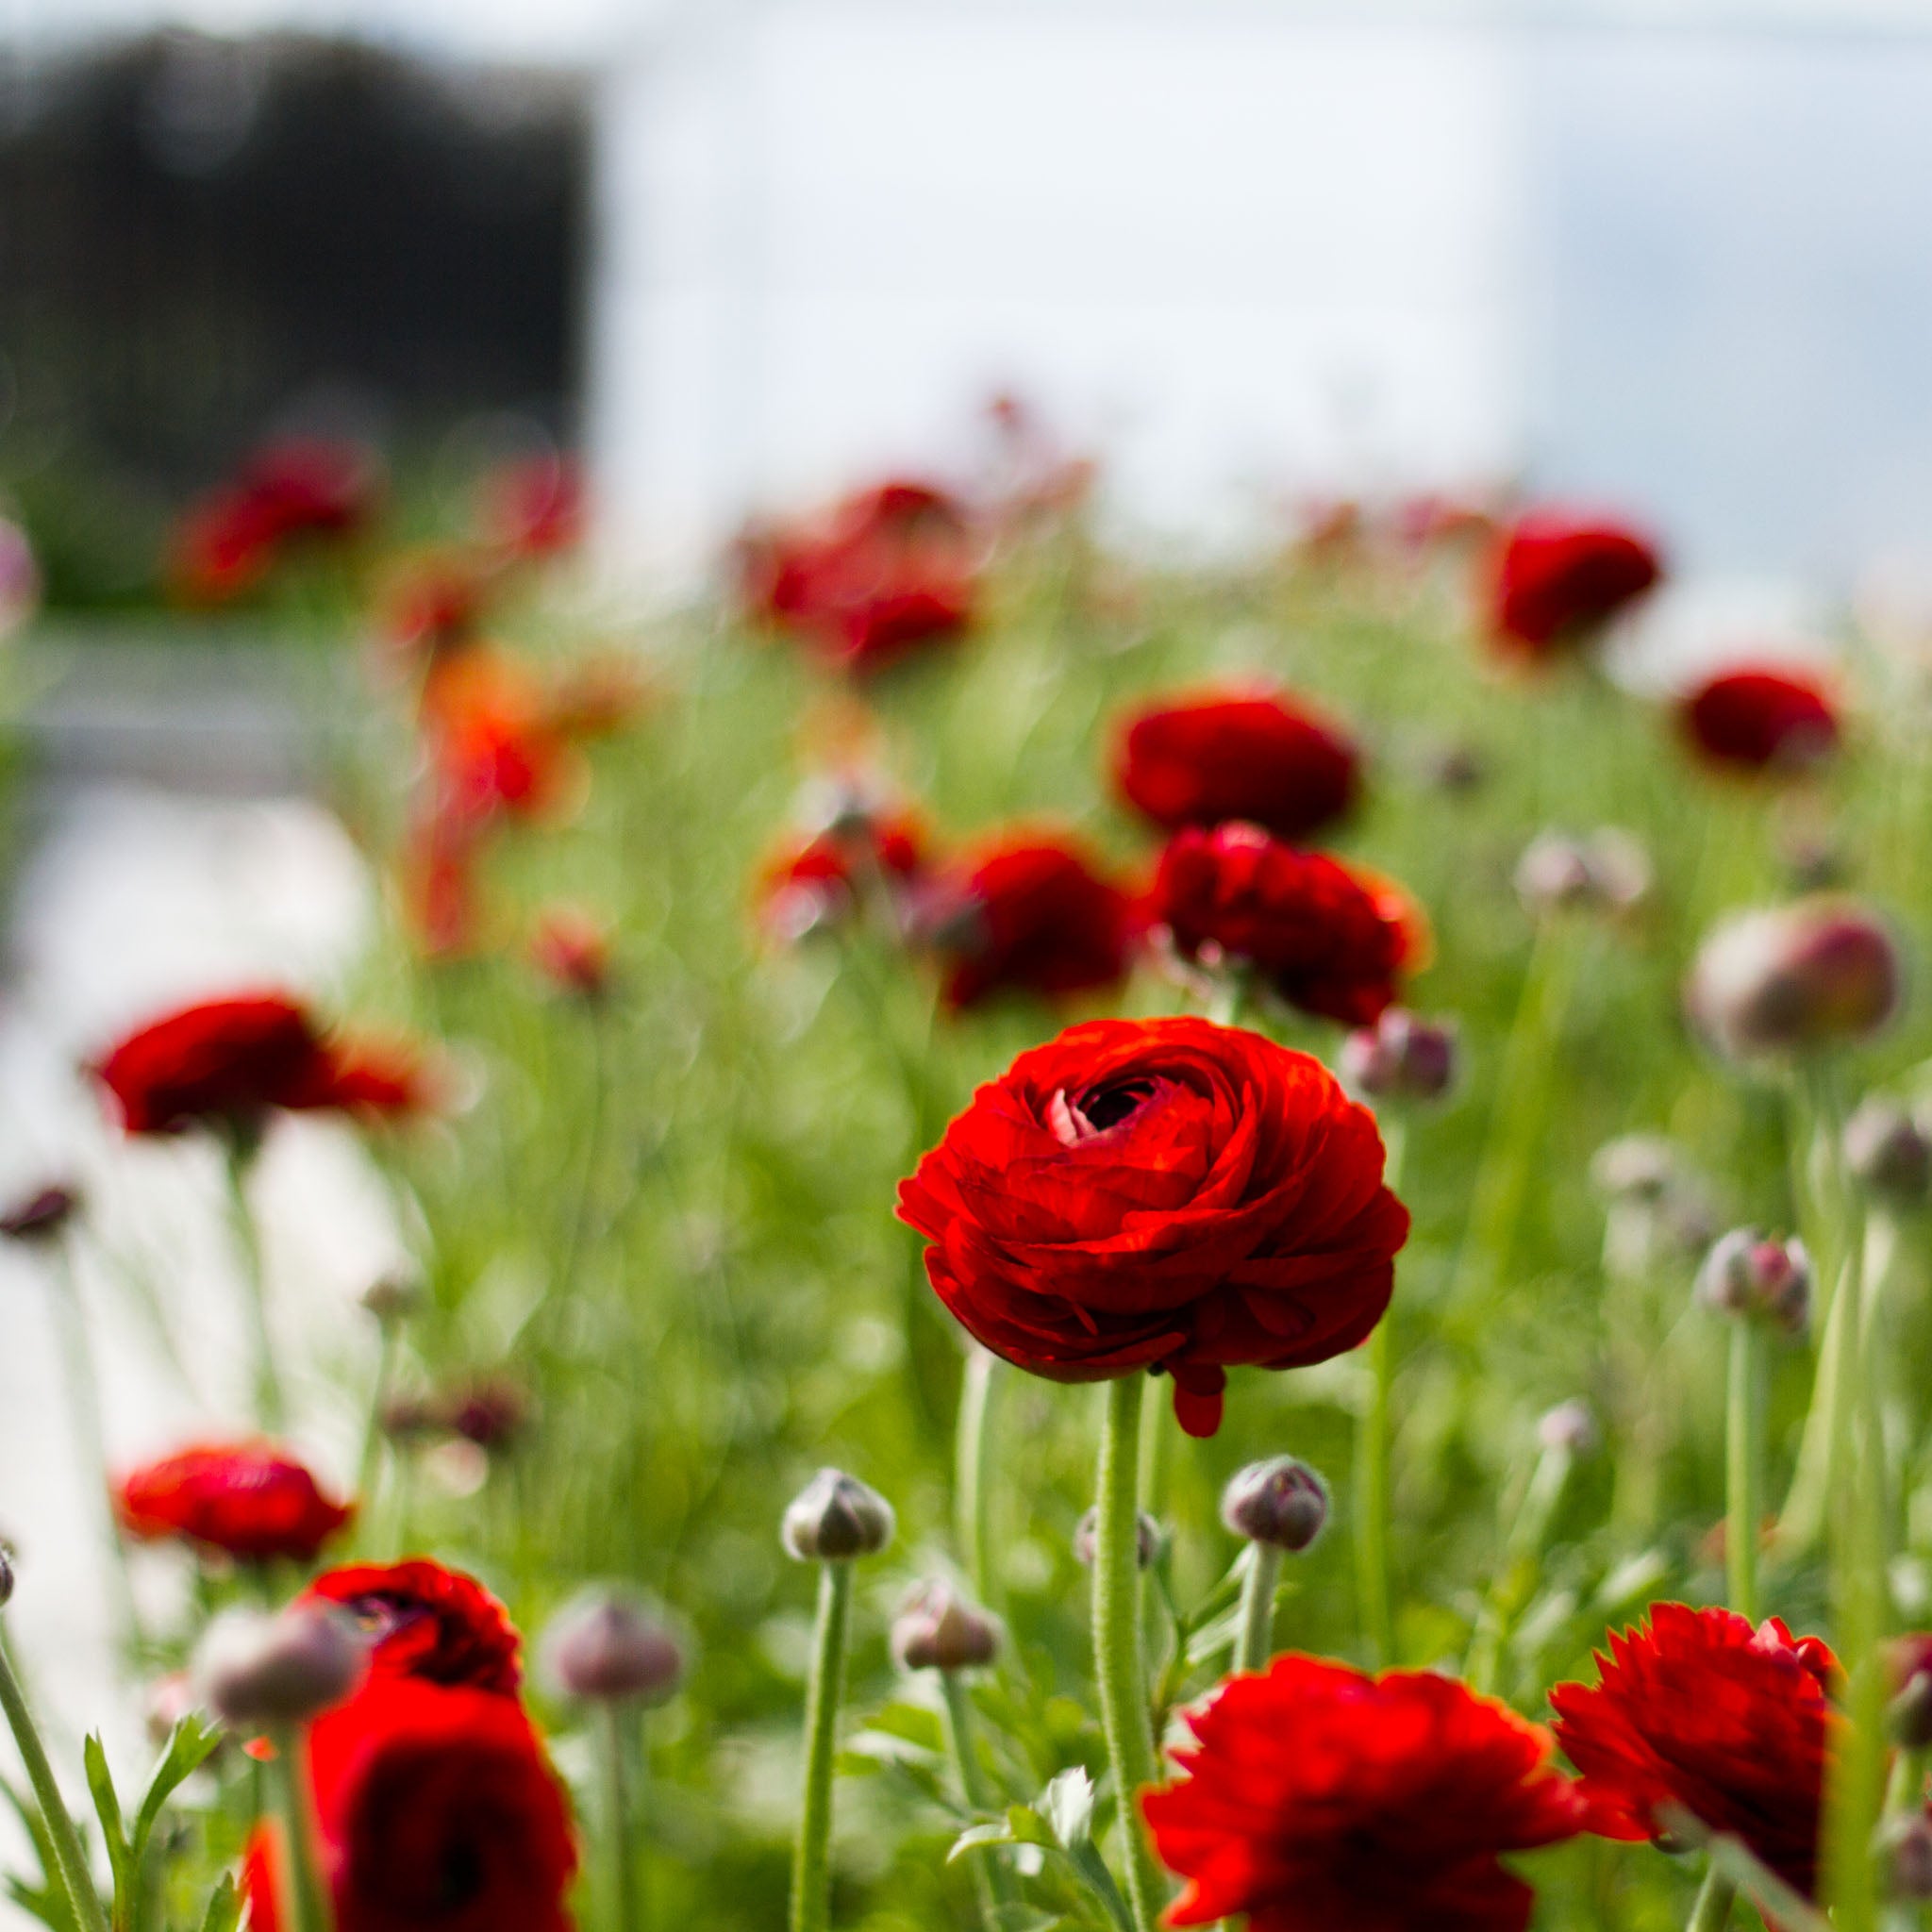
[1207,967,1251,1029]
[1725,1321,1764,1621]
[1233,1545,1282,1675]
[941,1671,1018,1926]
[266,1725,333,1932]
[354,1321,399,1541]
[1092,1375,1165,1932]
[956,1349,1001,1608]
[0,1629,109,1932]
[790,1562,853,1932]
[1465,1444,1574,1696]
[224,1143,286,1433]
[600,1701,641,1932]
[1354,1118,1406,1667]
[556,1012,610,1308]
[1688,1867,1737,1932]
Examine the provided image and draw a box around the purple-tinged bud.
[197,1604,368,1730]
[1073,1507,1163,1571]
[1889,1637,1932,1750]
[540,1588,684,1705]
[1844,1097,1932,1208]
[1687,898,1904,1062]
[782,1468,895,1562]
[1219,1457,1329,1553]
[1537,1400,1599,1458]
[1885,1814,1932,1902]
[1515,829,1652,918]
[1339,1009,1457,1105]
[1696,1229,1812,1335]
[890,1581,1000,1673]
[359,1272,424,1325]
[0,1186,81,1245]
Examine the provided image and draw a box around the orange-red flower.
[244,1677,576,1932]
[758,813,928,941]
[306,1560,522,1697]
[1550,1603,1838,1898]
[94,993,429,1137]
[1148,823,1427,1024]
[912,834,1137,1009]
[1680,666,1839,774]
[1489,510,1661,658]
[1111,689,1360,844]
[898,1017,1408,1435]
[419,652,579,826]
[116,1443,353,1563]
[1143,1655,1589,1931]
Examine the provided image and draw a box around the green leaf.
[198,1874,242,1932]
[80,1739,130,1904]
[131,1713,221,1867]
[856,1701,946,1754]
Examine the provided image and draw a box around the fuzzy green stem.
[1093,1375,1165,1932]
[224,1143,286,1433]
[941,1671,1018,1926]
[267,1725,333,1932]
[600,1701,641,1932]
[1234,1545,1282,1676]
[0,1629,109,1932]
[1725,1321,1765,1621]
[1687,1867,1736,1932]
[956,1349,1001,1607]
[791,1562,853,1932]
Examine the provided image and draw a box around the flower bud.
[540,1588,684,1705]
[1537,1399,1599,1458]
[1696,1229,1811,1335]
[0,1547,15,1608]
[1687,898,1903,1061]
[1338,1009,1457,1104]
[197,1605,368,1730]
[781,1468,895,1562]
[1073,1507,1164,1570]
[890,1581,1000,1673]
[359,1273,423,1325]
[1515,829,1651,918]
[1888,1636,1932,1749]
[1844,1097,1932,1208]
[0,1185,81,1244]
[1885,1813,1932,1902]
[1219,1457,1329,1552]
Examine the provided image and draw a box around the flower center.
[1080,1076,1156,1130]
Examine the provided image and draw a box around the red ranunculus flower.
[1550,1603,1838,1898]
[94,993,429,1137]
[912,834,1137,1010]
[306,1560,522,1696]
[1489,510,1662,657]
[897,1016,1407,1435]
[1113,690,1361,844]
[1149,823,1427,1025]
[420,651,580,825]
[1680,666,1839,774]
[1143,1655,1589,1932]
[244,1677,576,1932]
[116,1442,353,1563]
[757,813,927,941]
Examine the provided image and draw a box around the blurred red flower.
[306,1559,522,1697]
[1112,689,1361,844]
[481,452,584,558]
[1680,666,1839,774]
[116,1442,353,1563]
[244,1677,576,1932]
[1143,1655,1589,1932]
[1149,823,1427,1025]
[94,993,429,1137]
[898,1016,1407,1436]
[912,834,1137,1009]
[1489,510,1661,657]
[758,812,928,941]
[740,479,979,673]
[530,906,616,1001]
[420,652,579,826]
[380,554,494,666]
[1550,1603,1838,1898]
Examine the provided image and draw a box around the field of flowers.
[2,430,1930,1932]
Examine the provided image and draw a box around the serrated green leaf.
[131,1713,221,1866]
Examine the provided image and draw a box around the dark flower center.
[1077,1077,1156,1132]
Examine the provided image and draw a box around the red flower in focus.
[898,1017,1408,1436]
[1149,823,1427,1025]
[480,453,584,558]
[1112,690,1361,844]
[244,1677,576,1932]
[758,812,927,942]
[306,1560,521,1696]
[1550,1603,1837,1898]
[912,834,1137,1010]
[1143,1655,1589,1932]
[530,906,615,1001]
[1681,666,1839,774]
[94,993,429,1137]
[1489,510,1662,657]
[740,479,979,673]
[117,1442,353,1563]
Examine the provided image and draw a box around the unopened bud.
[540,1588,684,1705]
[1696,1229,1811,1335]
[1889,1637,1932,1749]
[1339,1010,1457,1104]
[1538,1399,1599,1458]
[1885,1813,1932,1901]
[1074,1507,1163,1570]
[1219,1457,1329,1552]
[0,1185,81,1244]
[890,1581,999,1673]
[1845,1097,1932,1208]
[1687,898,1903,1062]
[1591,1134,1682,1206]
[359,1273,423,1325]
[1515,829,1652,918]
[781,1468,895,1562]
[197,1605,368,1730]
